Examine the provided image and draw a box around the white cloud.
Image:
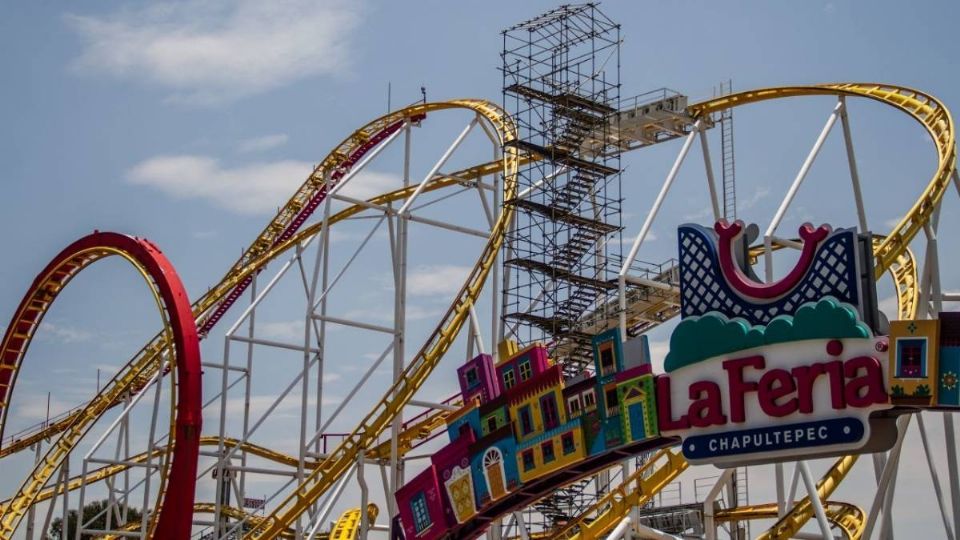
[126,154,401,215]
[38,322,92,344]
[337,171,401,202]
[257,320,305,340]
[237,134,289,153]
[740,186,770,211]
[342,303,442,325]
[885,215,904,230]
[620,231,656,244]
[13,394,76,422]
[406,265,471,297]
[878,295,900,320]
[65,0,362,105]
[192,230,218,239]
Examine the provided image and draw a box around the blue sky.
[2,0,960,537]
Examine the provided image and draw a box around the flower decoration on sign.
[942,371,958,391]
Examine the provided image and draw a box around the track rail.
[716,501,866,540]
[692,83,953,540]
[0,411,461,514]
[0,232,202,539]
[0,102,514,538]
[243,101,519,538]
[550,449,689,540]
[1,83,952,538]
[688,83,956,281]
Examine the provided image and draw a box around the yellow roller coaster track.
[551,83,951,540]
[0,83,951,539]
[242,103,520,538]
[547,451,864,540]
[551,449,689,539]
[101,503,296,540]
[330,505,379,540]
[0,100,519,538]
[694,83,953,540]
[103,503,378,540]
[0,414,458,516]
[716,500,866,540]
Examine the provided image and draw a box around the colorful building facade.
[394,329,660,538]
[888,312,960,408]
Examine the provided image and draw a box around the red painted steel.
[0,232,202,539]
[716,219,830,299]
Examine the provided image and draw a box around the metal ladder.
[719,79,737,221]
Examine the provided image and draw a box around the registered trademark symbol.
[843,426,851,435]
[688,443,695,452]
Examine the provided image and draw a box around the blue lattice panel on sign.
[677,224,861,325]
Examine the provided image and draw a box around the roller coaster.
[1,4,959,540]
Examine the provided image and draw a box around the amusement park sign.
[657,334,894,466]
[660,221,896,466]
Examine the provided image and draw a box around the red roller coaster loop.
[0,232,201,539]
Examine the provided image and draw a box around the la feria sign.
[661,220,897,466]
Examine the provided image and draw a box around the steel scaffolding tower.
[500,4,623,533]
[501,3,623,379]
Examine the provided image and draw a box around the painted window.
[465,366,479,388]
[518,405,534,436]
[486,415,498,434]
[519,360,532,382]
[522,449,535,471]
[411,492,431,534]
[562,432,576,455]
[567,396,581,418]
[599,344,616,375]
[605,388,619,416]
[541,394,559,430]
[897,338,928,378]
[503,369,516,390]
[541,441,555,463]
[583,390,597,411]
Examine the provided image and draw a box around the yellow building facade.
[888,319,940,406]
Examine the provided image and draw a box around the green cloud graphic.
[664,297,872,372]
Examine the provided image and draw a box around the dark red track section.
[199,114,426,335]
[0,232,202,539]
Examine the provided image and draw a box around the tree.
[49,499,143,540]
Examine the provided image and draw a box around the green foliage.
[764,297,871,345]
[665,297,872,373]
[915,385,932,397]
[49,500,143,540]
[665,313,763,372]
[891,385,906,397]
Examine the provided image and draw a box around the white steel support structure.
[196,111,508,539]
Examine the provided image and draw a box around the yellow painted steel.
[112,503,379,540]
[882,239,919,320]
[688,83,955,282]
[1,83,951,538]
[0,413,458,515]
[243,102,519,539]
[330,505,379,540]
[716,500,866,540]
[0,101,517,539]
[550,449,689,540]
[556,83,949,540]
[689,83,953,540]
[100,503,297,540]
